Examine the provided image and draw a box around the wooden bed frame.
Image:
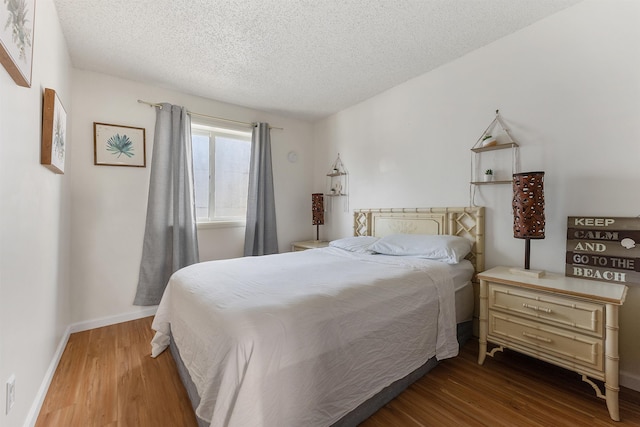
[171,206,486,427]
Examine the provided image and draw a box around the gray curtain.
[134,103,199,305]
[244,122,279,256]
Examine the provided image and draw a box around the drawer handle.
[522,331,552,343]
[522,303,552,313]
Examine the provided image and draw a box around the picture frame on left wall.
[41,88,67,174]
[0,0,36,87]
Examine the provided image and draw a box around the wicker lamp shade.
[312,193,324,240]
[512,171,545,271]
[512,171,545,239]
[312,193,324,225]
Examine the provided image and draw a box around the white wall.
[0,1,73,426]
[3,2,637,426]
[68,70,315,324]
[313,0,640,389]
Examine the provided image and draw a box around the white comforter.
[151,247,459,427]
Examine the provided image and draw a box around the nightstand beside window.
[291,240,329,251]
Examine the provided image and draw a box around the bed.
[151,206,485,427]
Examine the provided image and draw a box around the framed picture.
[41,88,67,174]
[0,0,36,87]
[94,122,146,167]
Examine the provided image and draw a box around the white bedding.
[151,247,462,427]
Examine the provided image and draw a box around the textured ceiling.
[53,0,580,121]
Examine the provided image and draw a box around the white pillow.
[329,236,379,253]
[369,234,472,264]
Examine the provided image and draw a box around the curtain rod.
[137,99,283,130]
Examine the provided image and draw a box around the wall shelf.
[470,180,513,185]
[470,110,521,205]
[471,142,519,154]
[325,154,348,211]
[470,110,520,187]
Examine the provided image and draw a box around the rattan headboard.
[353,207,485,277]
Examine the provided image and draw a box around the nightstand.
[291,240,329,251]
[477,266,628,421]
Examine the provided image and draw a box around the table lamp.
[312,193,324,241]
[512,171,545,278]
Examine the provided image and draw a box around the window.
[192,123,252,224]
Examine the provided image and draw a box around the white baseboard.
[24,307,157,427]
[23,324,71,427]
[621,370,640,393]
[68,306,157,333]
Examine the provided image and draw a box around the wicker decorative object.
[512,172,545,270]
[312,193,324,240]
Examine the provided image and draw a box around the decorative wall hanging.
[566,216,640,285]
[94,122,146,167]
[41,88,66,174]
[0,0,36,87]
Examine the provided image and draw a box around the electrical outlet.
[6,375,15,414]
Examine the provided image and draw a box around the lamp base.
[509,267,546,279]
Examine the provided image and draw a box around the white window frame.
[192,123,252,229]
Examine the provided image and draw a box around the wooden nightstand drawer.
[488,283,603,337]
[488,311,603,372]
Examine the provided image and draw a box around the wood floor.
[36,317,640,426]
[35,317,197,427]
